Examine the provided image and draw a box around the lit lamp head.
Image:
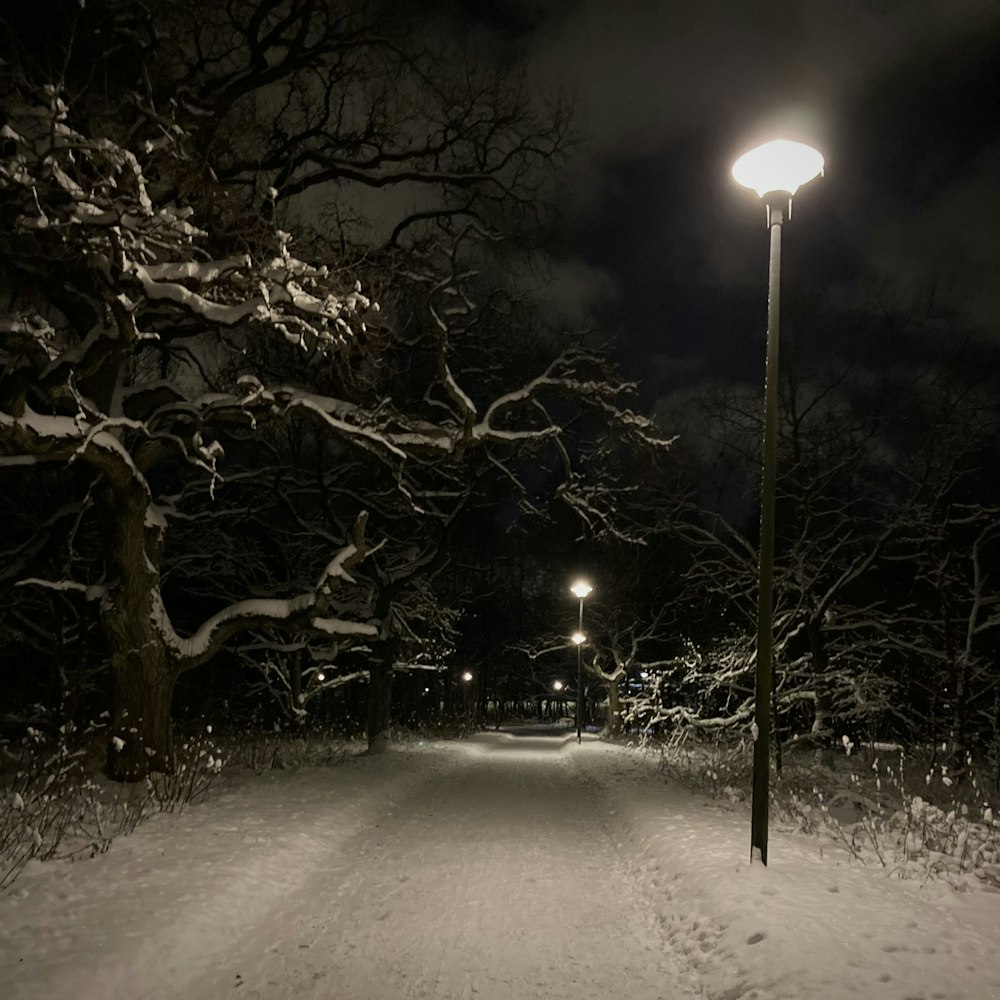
[570,580,593,600]
[461,671,473,682]
[571,631,586,646]
[553,680,564,691]
[732,139,824,225]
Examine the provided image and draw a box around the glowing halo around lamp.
[571,631,586,646]
[570,580,592,600]
[731,139,824,198]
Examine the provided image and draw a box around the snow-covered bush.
[0,721,152,890]
[180,722,356,775]
[655,729,752,802]
[773,746,1000,887]
[650,730,999,887]
[146,725,228,813]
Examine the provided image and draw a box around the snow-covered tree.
[645,369,909,759]
[0,85,384,777]
[0,51,670,775]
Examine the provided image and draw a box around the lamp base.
[762,191,791,227]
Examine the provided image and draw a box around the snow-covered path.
[3,729,1000,1000]
[198,730,686,1000]
[2,730,694,1000]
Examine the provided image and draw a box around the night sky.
[445,0,1000,406]
[6,0,998,411]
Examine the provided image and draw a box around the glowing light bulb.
[732,139,824,198]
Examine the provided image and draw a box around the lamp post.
[570,580,593,742]
[461,670,473,720]
[732,138,824,865]
[571,631,586,737]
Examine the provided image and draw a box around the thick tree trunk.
[95,463,181,782]
[99,523,180,781]
[102,581,179,781]
[107,655,178,781]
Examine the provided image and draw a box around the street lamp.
[732,138,824,865]
[570,579,592,743]
[552,680,564,692]
[571,631,586,738]
[460,670,474,722]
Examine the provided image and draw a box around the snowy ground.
[1,729,998,1000]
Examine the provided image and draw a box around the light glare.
[732,139,824,198]
[571,631,586,646]
[570,580,593,599]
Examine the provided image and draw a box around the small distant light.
[462,671,473,682]
[571,631,586,646]
[317,672,326,682]
[570,579,593,599]
[553,680,564,691]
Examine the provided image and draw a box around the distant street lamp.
[553,680,564,692]
[570,579,593,743]
[460,670,474,721]
[732,138,824,866]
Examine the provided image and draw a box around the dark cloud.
[520,0,996,156]
[456,0,1000,398]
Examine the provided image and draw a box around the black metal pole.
[751,196,784,866]
[576,598,584,743]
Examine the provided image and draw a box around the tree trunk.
[807,621,835,768]
[367,657,394,752]
[106,646,179,781]
[946,655,970,777]
[95,461,181,782]
[100,549,180,781]
[605,680,622,737]
[289,650,303,724]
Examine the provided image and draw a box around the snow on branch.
[164,513,375,670]
[1,91,377,364]
[15,578,107,601]
[394,661,450,673]
[312,618,377,637]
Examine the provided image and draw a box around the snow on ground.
[582,739,1000,1000]
[1,728,998,1000]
